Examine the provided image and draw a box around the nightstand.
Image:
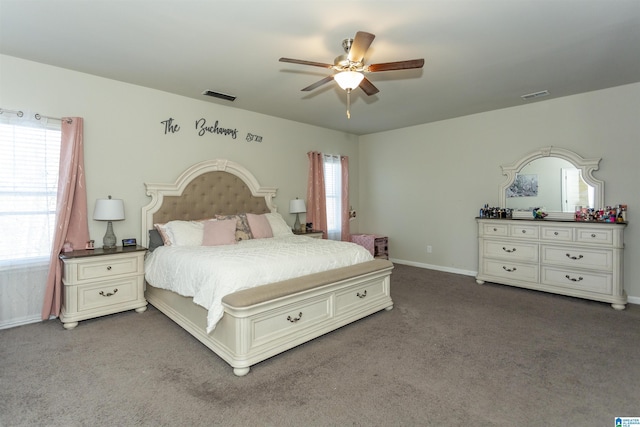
[293,229,324,239]
[59,246,148,329]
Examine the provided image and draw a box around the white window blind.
[323,154,342,240]
[0,118,61,264]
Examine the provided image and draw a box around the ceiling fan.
[279,31,425,118]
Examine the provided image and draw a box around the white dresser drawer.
[66,254,143,285]
[76,276,143,312]
[541,266,612,295]
[576,228,613,245]
[483,259,539,282]
[335,278,387,316]
[251,296,331,346]
[541,246,613,271]
[509,224,539,239]
[482,222,509,237]
[541,226,573,242]
[483,240,538,262]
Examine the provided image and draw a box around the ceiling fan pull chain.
[346,88,352,119]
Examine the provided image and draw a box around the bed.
[141,159,394,376]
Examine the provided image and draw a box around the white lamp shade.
[289,199,306,214]
[334,71,365,90]
[93,198,125,221]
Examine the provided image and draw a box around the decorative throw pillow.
[156,220,205,246]
[202,219,237,246]
[148,229,164,251]
[264,212,294,237]
[154,223,173,246]
[215,213,253,241]
[246,213,273,239]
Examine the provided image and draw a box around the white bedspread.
[144,235,373,332]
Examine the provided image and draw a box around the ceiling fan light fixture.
[334,71,364,90]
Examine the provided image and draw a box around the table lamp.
[93,195,125,249]
[289,198,306,232]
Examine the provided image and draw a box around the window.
[323,154,342,240]
[0,117,61,264]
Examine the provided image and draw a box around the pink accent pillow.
[246,213,273,239]
[202,219,237,246]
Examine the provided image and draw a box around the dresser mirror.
[499,146,603,220]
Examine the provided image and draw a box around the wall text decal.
[195,118,238,139]
[160,117,263,143]
[161,118,180,134]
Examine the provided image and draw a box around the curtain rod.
[0,108,73,124]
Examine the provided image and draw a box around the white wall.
[0,55,361,327]
[359,82,640,302]
[0,55,361,243]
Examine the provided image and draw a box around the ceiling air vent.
[202,90,236,102]
[521,90,549,101]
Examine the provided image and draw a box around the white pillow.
[164,220,206,246]
[264,212,293,237]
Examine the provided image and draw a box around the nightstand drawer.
[67,254,143,284]
[76,276,143,312]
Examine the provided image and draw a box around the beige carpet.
[1,263,639,426]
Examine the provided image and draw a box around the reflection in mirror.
[505,157,594,212]
[499,146,603,220]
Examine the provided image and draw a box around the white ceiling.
[1,0,640,135]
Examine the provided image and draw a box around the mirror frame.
[499,146,604,220]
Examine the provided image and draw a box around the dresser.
[476,218,626,309]
[59,246,148,329]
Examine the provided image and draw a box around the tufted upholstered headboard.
[141,159,278,248]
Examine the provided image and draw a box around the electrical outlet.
[427,245,432,253]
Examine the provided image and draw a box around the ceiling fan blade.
[367,59,425,72]
[279,57,333,69]
[359,77,379,96]
[301,75,334,91]
[347,31,375,63]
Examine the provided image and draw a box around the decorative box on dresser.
[59,246,148,329]
[476,218,627,309]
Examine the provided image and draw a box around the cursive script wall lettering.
[160,117,263,143]
[161,118,180,134]
[195,118,238,139]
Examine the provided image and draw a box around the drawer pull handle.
[106,266,112,271]
[591,234,597,238]
[565,275,584,282]
[502,266,517,272]
[357,290,367,299]
[554,232,559,236]
[493,228,497,232]
[99,288,118,297]
[521,230,527,234]
[502,247,516,253]
[565,253,584,260]
[287,312,303,323]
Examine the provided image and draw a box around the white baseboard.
[0,314,43,330]
[390,258,638,306]
[389,258,477,277]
